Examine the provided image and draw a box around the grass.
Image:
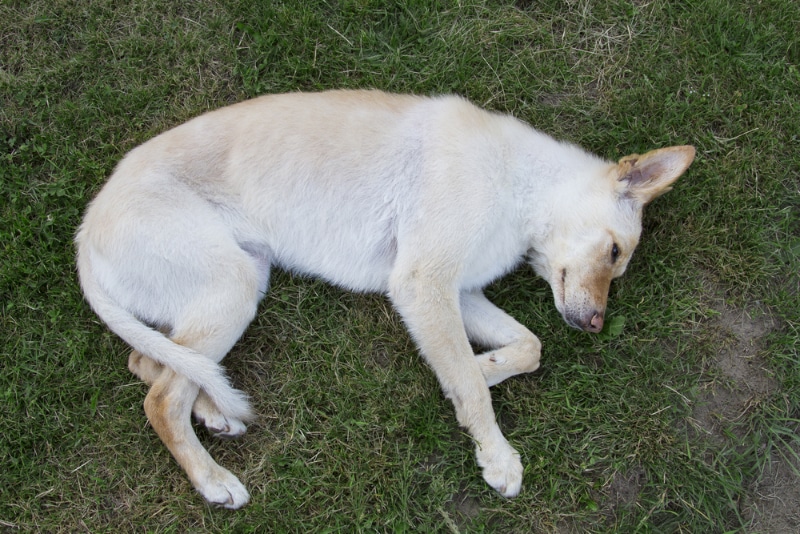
[1,0,799,531]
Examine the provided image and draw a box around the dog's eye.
[611,243,620,262]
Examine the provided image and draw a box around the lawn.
[1,0,798,531]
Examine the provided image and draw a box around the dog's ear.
[616,146,695,204]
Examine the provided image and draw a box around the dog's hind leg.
[129,351,247,439]
[460,289,542,387]
[144,321,256,507]
[142,253,264,509]
[128,244,269,441]
[191,390,248,439]
[145,367,250,508]
[128,349,163,384]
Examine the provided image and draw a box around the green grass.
[2,0,799,531]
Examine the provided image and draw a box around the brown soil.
[596,298,798,532]
[698,303,800,533]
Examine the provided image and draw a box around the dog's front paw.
[475,442,523,498]
[194,466,250,509]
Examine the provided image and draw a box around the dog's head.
[529,145,695,332]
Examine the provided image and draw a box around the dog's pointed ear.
[616,146,695,204]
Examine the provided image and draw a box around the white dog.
[76,90,695,508]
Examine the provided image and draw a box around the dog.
[76,89,695,509]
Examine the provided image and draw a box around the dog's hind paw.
[207,416,248,439]
[193,393,247,438]
[476,442,523,498]
[195,467,250,509]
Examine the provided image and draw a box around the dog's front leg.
[460,289,542,387]
[389,271,523,497]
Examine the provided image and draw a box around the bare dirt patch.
[606,466,647,512]
[591,296,798,530]
[743,442,800,533]
[687,299,800,532]
[690,303,779,440]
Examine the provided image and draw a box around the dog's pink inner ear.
[618,145,696,205]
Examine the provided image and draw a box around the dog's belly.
[241,206,525,296]
[269,230,396,293]
[235,206,397,293]
[230,168,408,293]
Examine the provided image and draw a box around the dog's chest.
[460,227,527,290]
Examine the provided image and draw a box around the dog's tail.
[76,247,253,422]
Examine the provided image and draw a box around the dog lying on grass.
[76,89,694,508]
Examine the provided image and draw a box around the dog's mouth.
[564,315,585,331]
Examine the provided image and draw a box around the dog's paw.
[195,467,250,510]
[193,395,247,439]
[476,335,542,387]
[205,414,248,439]
[475,442,523,498]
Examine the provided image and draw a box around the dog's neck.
[506,122,612,250]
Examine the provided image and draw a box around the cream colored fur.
[75,89,695,508]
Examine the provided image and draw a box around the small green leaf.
[599,315,626,340]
